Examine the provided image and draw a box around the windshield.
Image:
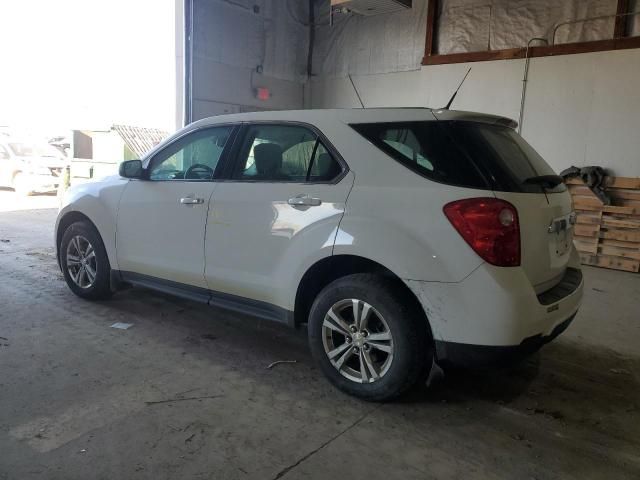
[9,142,61,158]
[350,120,564,193]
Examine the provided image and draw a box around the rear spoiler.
[431,109,518,129]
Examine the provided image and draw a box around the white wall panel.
[310,0,640,176]
[311,49,640,177]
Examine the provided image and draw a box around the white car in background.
[55,108,583,401]
[0,138,67,195]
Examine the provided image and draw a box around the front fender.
[55,177,128,270]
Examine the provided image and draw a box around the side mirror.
[119,159,143,179]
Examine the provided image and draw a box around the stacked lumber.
[566,176,640,273]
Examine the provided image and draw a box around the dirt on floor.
[0,193,639,480]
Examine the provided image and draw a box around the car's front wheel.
[308,274,431,401]
[12,173,33,196]
[60,221,112,300]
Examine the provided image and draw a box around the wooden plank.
[603,205,636,215]
[422,36,640,65]
[598,245,640,261]
[601,230,640,243]
[612,199,640,210]
[573,238,598,255]
[575,212,602,225]
[607,189,640,201]
[574,224,600,237]
[573,203,604,212]
[573,234,599,243]
[423,0,438,59]
[614,0,630,38]
[561,177,640,189]
[530,39,614,57]
[602,216,640,229]
[605,177,640,189]
[568,185,598,197]
[580,253,640,273]
[572,196,604,209]
[423,47,523,65]
[600,238,640,249]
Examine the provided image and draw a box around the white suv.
[1,138,67,195]
[55,109,583,401]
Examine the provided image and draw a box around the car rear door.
[116,125,237,288]
[204,122,353,311]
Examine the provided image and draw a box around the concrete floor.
[1,191,639,480]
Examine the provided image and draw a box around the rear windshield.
[350,121,564,193]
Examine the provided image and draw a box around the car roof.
[143,108,517,161]
[190,108,517,129]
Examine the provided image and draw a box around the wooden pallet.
[566,176,640,273]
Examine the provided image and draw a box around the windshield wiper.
[523,175,563,188]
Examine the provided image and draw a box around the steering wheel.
[185,163,214,180]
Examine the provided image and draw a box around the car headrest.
[254,143,283,176]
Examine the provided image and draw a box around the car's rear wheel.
[60,221,112,300]
[308,273,431,401]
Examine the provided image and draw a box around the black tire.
[308,273,432,402]
[60,220,112,300]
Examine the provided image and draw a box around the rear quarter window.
[350,122,489,189]
[350,120,564,193]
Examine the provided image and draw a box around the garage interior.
[1,0,640,478]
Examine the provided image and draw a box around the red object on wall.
[256,87,270,101]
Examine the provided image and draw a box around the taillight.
[443,198,520,267]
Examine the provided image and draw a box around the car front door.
[116,125,236,288]
[204,123,354,313]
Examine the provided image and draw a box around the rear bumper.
[404,246,584,366]
[434,312,576,368]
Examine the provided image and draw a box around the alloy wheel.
[321,298,394,384]
[66,235,97,289]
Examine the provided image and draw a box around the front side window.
[233,124,342,182]
[148,126,233,181]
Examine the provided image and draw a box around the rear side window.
[351,121,563,193]
[351,121,489,189]
[232,124,343,183]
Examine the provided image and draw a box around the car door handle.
[288,195,322,207]
[180,197,205,205]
